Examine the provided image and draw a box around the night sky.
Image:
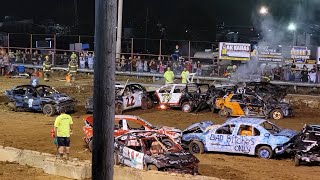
[0,0,316,41]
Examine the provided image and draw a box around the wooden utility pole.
[92,0,116,179]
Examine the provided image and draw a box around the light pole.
[288,23,297,45]
[116,0,123,61]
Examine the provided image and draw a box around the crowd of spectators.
[1,46,320,84]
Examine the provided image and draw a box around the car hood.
[274,129,297,139]
[47,93,74,102]
[183,121,214,133]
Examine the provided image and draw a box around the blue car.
[182,117,297,159]
[5,85,76,116]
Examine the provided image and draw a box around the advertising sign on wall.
[219,42,251,61]
[257,46,283,62]
[290,46,311,63]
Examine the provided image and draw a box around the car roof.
[226,117,266,125]
[115,130,168,140]
[115,115,154,127]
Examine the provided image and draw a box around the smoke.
[230,0,320,82]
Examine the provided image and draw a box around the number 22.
[126,96,135,107]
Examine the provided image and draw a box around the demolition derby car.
[291,124,320,166]
[114,131,199,175]
[182,117,297,159]
[217,93,292,120]
[83,115,182,151]
[156,83,210,113]
[85,83,155,114]
[4,85,76,116]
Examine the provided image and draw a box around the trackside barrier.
[12,63,320,88]
[0,146,221,180]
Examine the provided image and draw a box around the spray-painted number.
[236,88,246,94]
[28,99,34,108]
[126,96,135,107]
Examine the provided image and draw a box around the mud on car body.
[114,131,199,175]
[83,115,182,151]
[290,124,320,166]
[155,83,210,113]
[183,117,297,159]
[5,85,76,116]
[85,83,155,114]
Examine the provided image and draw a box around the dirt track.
[0,77,320,180]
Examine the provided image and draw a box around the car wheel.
[147,97,153,109]
[114,152,120,165]
[218,109,229,118]
[141,97,149,110]
[257,146,273,159]
[270,109,284,120]
[88,140,93,152]
[115,103,123,115]
[8,102,16,111]
[147,164,158,171]
[181,101,193,113]
[189,141,204,154]
[294,155,300,166]
[162,139,174,147]
[43,104,56,116]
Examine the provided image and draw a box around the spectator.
[301,66,308,82]
[79,53,86,69]
[185,60,192,73]
[0,54,4,76]
[273,65,281,80]
[137,56,143,72]
[164,67,174,84]
[143,60,148,72]
[171,45,180,61]
[120,57,126,71]
[196,61,202,76]
[181,67,189,84]
[317,67,320,83]
[88,53,94,69]
[149,59,157,73]
[54,111,73,160]
[309,69,316,83]
[131,56,137,72]
[159,61,165,73]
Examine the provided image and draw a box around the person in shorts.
[54,110,73,160]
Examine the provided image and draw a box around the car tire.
[115,103,123,115]
[257,146,273,159]
[43,104,56,116]
[147,164,158,171]
[181,101,193,113]
[294,155,300,166]
[147,97,154,109]
[218,109,230,118]
[141,97,148,110]
[189,141,204,154]
[8,102,16,111]
[114,152,120,165]
[88,140,93,152]
[162,139,174,147]
[270,109,284,120]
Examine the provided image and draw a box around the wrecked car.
[183,117,297,159]
[4,85,76,116]
[217,92,292,120]
[155,83,210,113]
[114,131,199,175]
[85,83,156,114]
[83,115,182,151]
[291,124,320,166]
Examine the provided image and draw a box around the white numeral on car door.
[28,99,34,107]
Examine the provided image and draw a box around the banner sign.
[257,46,283,62]
[291,46,311,62]
[219,42,251,61]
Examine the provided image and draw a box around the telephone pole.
[92,0,116,179]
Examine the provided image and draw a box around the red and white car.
[83,115,182,151]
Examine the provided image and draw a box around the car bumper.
[275,143,293,155]
[56,103,76,113]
